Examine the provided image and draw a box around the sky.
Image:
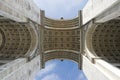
[34,0,88,19]
[35,60,87,80]
[33,0,88,80]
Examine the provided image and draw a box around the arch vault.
[40,10,82,68]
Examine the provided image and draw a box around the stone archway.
[85,20,120,68]
[40,10,82,68]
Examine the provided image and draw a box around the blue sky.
[34,0,88,19]
[33,0,88,80]
[35,60,87,80]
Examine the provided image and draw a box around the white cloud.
[76,73,87,80]
[36,62,57,78]
[41,73,61,80]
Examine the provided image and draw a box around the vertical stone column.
[40,10,45,69]
[79,10,83,69]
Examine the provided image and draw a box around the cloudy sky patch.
[34,0,87,19]
[41,73,61,80]
[35,62,57,79]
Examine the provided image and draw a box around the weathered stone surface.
[82,0,119,24]
[0,0,40,24]
[1,55,40,80]
[83,55,120,80]
[95,2,120,23]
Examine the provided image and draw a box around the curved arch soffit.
[85,22,98,59]
[44,26,80,30]
[43,17,79,30]
[24,22,38,57]
[44,49,79,54]
[44,16,79,21]
[45,58,79,64]
[44,50,79,63]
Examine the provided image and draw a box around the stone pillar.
[40,10,45,69]
[79,10,83,69]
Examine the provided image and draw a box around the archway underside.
[41,14,80,67]
[43,29,80,51]
[86,20,120,66]
[0,20,38,60]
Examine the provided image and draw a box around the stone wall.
[0,55,40,80]
[83,56,111,80]
[82,55,120,80]
[82,0,119,24]
[0,0,40,24]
